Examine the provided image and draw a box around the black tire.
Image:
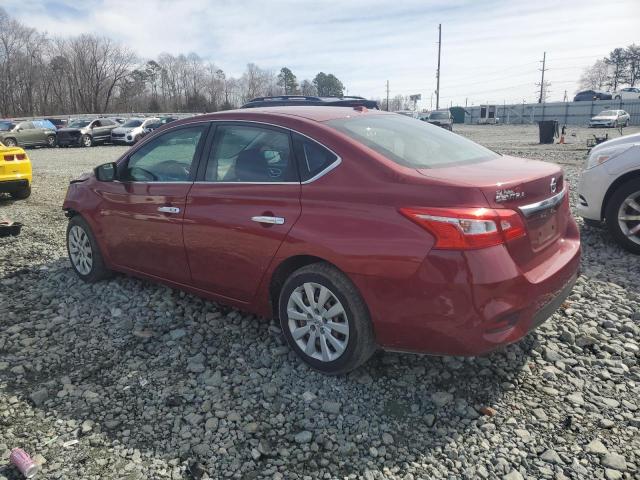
[81,134,93,148]
[615,95,621,100]
[278,263,376,375]
[605,178,640,254]
[3,137,17,147]
[66,215,113,282]
[46,135,57,147]
[10,185,31,200]
[624,119,629,127]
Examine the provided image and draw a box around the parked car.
[0,120,56,148]
[574,90,612,101]
[589,110,630,128]
[578,132,640,253]
[44,118,67,129]
[0,141,31,199]
[57,118,119,147]
[63,107,580,374]
[110,117,160,145]
[427,110,453,131]
[242,95,379,109]
[613,87,640,100]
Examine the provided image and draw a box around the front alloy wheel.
[279,263,376,374]
[82,134,93,147]
[66,216,112,282]
[606,178,640,254]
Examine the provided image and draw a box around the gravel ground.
[1,125,639,480]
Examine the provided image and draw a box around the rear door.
[95,123,209,283]
[183,122,301,302]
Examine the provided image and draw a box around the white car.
[110,117,161,145]
[578,132,640,253]
[613,87,640,100]
[588,110,630,128]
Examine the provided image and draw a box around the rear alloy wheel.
[82,134,93,147]
[66,216,112,282]
[3,138,17,147]
[605,178,640,254]
[278,263,376,374]
[46,135,56,147]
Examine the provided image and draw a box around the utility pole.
[563,89,568,102]
[386,80,390,111]
[538,51,547,104]
[436,23,442,110]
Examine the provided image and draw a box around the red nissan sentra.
[63,107,580,374]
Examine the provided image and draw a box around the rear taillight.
[400,207,526,250]
[3,154,25,161]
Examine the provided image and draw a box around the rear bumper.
[0,178,29,193]
[351,218,581,356]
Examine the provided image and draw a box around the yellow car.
[0,141,31,199]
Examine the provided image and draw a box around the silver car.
[589,110,630,128]
[110,118,161,145]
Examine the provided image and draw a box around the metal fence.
[464,99,640,126]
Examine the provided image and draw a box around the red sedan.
[63,107,580,374]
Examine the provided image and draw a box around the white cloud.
[4,0,640,107]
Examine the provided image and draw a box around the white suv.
[613,87,640,100]
[578,132,640,253]
[110,117,160,145]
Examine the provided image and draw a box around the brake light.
[400,207,526,250]
[3,154,25,161]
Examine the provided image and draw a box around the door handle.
[251,216,285,225]
[158,206,180,214]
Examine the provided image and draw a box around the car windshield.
[327,114,498,168]
[429,112,449,119]
[67,120,90,128]
[123,120,143,127]
[0,121,15,131]
[598,111,616,116]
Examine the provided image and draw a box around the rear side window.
[205,124,296,183]
[327,114,498,169]
[292,134,338,181]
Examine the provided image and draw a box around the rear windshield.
[326,114,498,168]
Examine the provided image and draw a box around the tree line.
[0,8,347,117]
[579,44,640,91]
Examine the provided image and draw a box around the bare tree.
[579,59,610,90]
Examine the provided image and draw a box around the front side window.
[292,134,338,181]
[123,125,206,182]
[327,114,498,169]
[19,122,34,130]
[205,124,296,182]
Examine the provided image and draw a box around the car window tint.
[20,122,34,130]
[205,125,296,183]
[292,134,338,181]
[125,125,206,182]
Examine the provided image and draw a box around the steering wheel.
[129,166,158,181]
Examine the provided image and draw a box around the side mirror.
[95,162,117,182]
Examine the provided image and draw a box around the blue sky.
[5,0,640,108]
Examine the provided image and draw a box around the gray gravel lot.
[1,124,639,479]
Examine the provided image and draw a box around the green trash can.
[537,120,558,144]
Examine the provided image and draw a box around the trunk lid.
[417,155,568,263]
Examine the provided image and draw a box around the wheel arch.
[602,169,640,219]
[268,254,341,319]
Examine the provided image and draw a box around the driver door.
[95,123,210,283]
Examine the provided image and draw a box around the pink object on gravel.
[9,448,38,478]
